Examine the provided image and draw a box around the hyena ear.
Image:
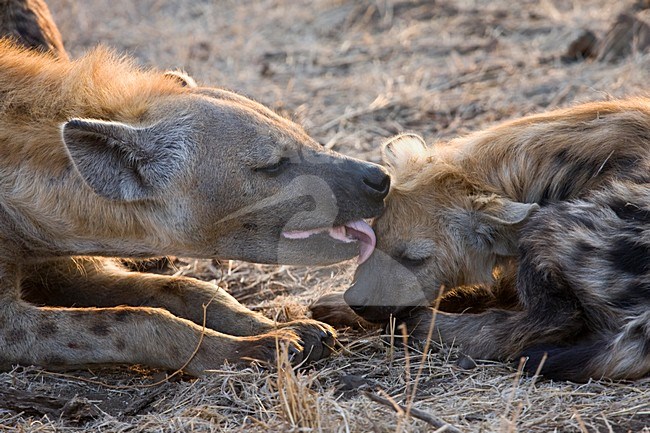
[469,195,539,255]
[61,118,190,201]
[382,133,428,174]
[163,70,197,88]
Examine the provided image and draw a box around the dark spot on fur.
[538,185,555,205]
[576,240,596,255]
[610,199,650,223]
[67,342,79,349]
[553,149,571,166]
[37,319,59,338]
[115,339,126,351]
[598,154,638,178]
[542,153,644,205]
[608,236,650,275]
[5,329,26,345]
[90,322,111,337]
[609,281,650,310]
[114,309,130,322]
[570,239,598,268]
[243,222,257,231]
[539,156,586,204]
[556,179,581,202]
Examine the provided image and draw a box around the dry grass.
[2,0,650,431]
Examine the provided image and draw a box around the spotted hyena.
[0,24,389,375]
[314,98,650,381]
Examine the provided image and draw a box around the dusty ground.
[2,0,650,431]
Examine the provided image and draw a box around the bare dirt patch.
[2,0,650,431]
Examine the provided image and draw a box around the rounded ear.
[163,70,197,88]
[381,133,428,174]
[469,194,540,255]
[474,195,540,226]
[61,118,190,201]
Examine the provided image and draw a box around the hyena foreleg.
[402,305,584,362]
[21,257,279,337]
[0,299,308,375]
[15,258,336,369]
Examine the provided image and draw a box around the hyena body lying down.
[340,98,650,381]
[0,40,389,375]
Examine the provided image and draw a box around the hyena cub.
[323,98,650,381]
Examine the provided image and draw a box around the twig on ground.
[364,390,463,433]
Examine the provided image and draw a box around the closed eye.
[399,255,428,267]
[399,239,435,268]
[253,157,290,175]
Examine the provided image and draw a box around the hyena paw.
[277,319,337,364]
[234,329,304,364]
[310,292,378,330]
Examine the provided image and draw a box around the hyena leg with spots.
[311,268,519,329]
[21,257,277,336]
[19,257,335,361]
[403,304,585,363]
[1,262,315,374]
[1,303,310,375]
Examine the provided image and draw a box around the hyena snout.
[344,274,412,323]
[344,249,428,322]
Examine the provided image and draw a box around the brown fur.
[0,38,390,375]
[315,98,650,381]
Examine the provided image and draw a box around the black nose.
[362,165,391,200]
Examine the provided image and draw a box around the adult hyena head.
[60,77,389,265]
[344,135,537,322]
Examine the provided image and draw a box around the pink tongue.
[281,220,376,264]
[344,220,376,264]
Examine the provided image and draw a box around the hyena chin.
[322,99,650,381]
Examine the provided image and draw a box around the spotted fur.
[0,21,389,373]
[339,98,650,381]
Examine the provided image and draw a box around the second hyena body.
[340,98,650,381]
